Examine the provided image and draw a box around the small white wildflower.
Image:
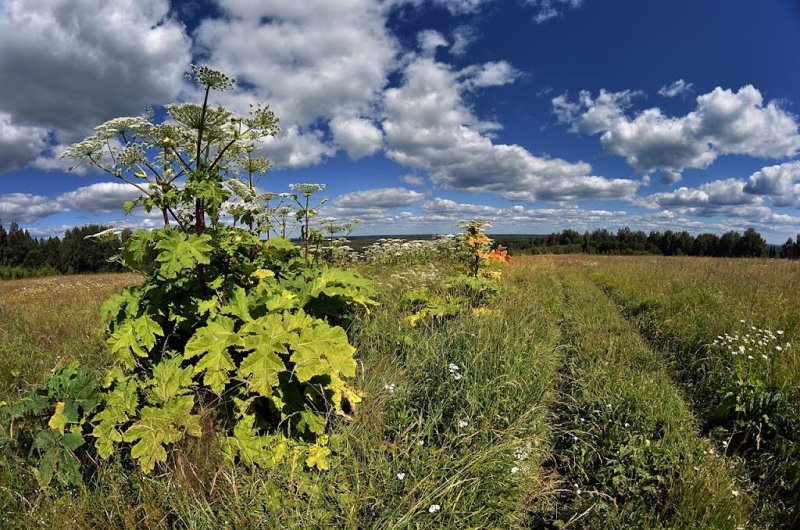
[511,466,520,474]
[572,436,578,442]
[747,355,754,360]
[731,490,740,497]
[762,355,769,360]
[417,440,424,446]
[777,330,784,335]
[775,345,783,351]
[448,362,460,373]
[428,504,441,513]
[453,372,463,381]
[384,383,397,394]
[624,422,630,428]
[396,472,406,480]
[458,420,469,428]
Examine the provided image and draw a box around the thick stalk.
[303,195,310,266]
[194,85,211,236]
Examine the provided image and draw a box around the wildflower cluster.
[711,321,794,452]
[448,362,463,381]
[362,236,461,265]
[384,263,444,289]
[713,323,791,365]
[312,217,361,267]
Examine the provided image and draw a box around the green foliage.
[153,230,213,279]
[402,288,462,327]
[106,315,163,370]
[122,395,202,474]
[0,362,100,486]
[0,65,376,480]
[398,219,508,326]
[446,273,499,306]
[91,192,374,476]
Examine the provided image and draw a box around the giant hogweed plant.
[1,66,376,483]
[405,219,510,326]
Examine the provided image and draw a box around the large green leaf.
[238,313,292,397]
[311,268,377,310]
[184,316,239,394]
[122,395,201,473]
[92,378,139,459]
[120,229,155,269]
[221,286,252,322]
[32,428,85,486]
[222,414,277,467]
[288,314,356,382]
[106,315,163,369]
[154,230,213,278]
[146,355,194,404]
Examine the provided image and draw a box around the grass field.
[0,257,798,528]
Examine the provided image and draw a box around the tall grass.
[0,266,59,281]
[526,258,750,528]
[0,274,140,400]
[586,255,800,526]
[1,261,565,528]
[1,257,795,528]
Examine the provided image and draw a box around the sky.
[1,0,800,242]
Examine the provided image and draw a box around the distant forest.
[1,223,799,280]
[0,222,125,279]
[496,228,800,259]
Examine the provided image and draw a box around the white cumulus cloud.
[57,182,141,213]
[383,56,638,202]
[192,0,405,168]
[0,0,190,143]
[658,79,694,98]
[554,85,800,183]
[330,117,384,159]
[743,160,800,207]
[0,193,67,223]
[0,112,50,174]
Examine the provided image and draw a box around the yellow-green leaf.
[185,316,238,394]
[48,402,68,434]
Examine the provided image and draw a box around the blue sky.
[1,0,800,242]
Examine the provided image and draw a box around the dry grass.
[0,273,140,399]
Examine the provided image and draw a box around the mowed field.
[0,257,798,529]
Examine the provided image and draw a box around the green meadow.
[1,255,797,529]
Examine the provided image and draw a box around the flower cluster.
[362,236,461,265]
[712,323,791,365]
[383,264,444,289]
[289,183,326,197]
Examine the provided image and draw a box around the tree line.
[497,227,800,259]
[0,222,125,279]
[2,222,799,280]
